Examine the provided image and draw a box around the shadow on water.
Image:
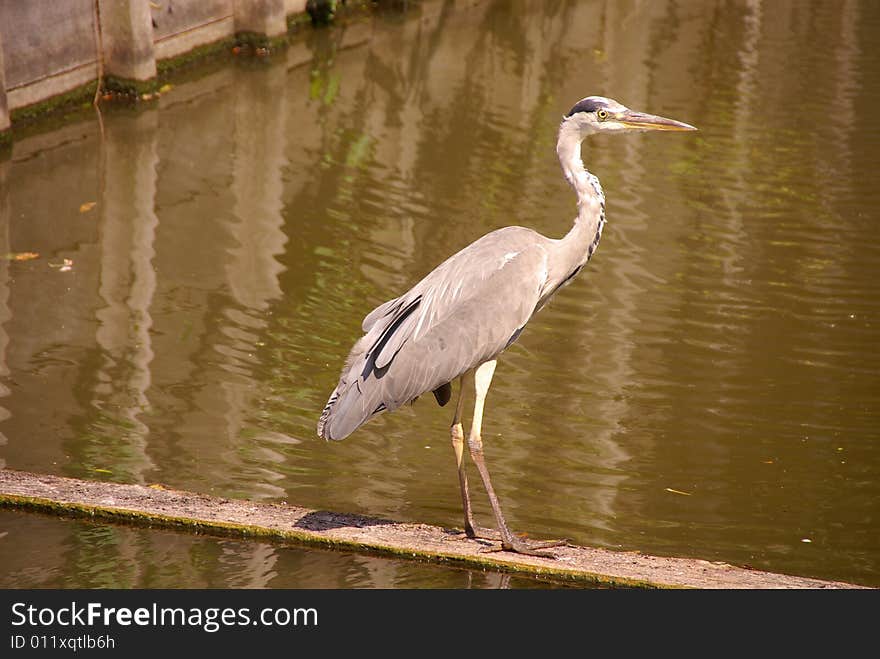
[0,0,879,587]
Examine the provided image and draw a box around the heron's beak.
[618,110,697,132]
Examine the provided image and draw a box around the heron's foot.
[465,524,502,541]
[482,536,569,559]
[447,525,502,543]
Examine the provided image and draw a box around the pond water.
[1,0,878,587]
[0,511,560,588]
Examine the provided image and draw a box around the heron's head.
[562,96,696,137]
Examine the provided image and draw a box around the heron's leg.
[451,375,477,535]
[466,360,561,558]
[450,375,498,540]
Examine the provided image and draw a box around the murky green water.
[0,511,559,588]
[1,0,878,588]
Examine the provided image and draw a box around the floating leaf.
[49,258,74,272]
[79,201,97,213]
[4,252,39,261]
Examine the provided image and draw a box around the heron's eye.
[596,109,609,121]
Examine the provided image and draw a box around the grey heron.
[318,95,696,557]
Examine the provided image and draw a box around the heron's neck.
[556,122,606,267]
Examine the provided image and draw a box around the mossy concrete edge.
[0,469,868,589]
[0,490,656,589]
[9,80,99,125]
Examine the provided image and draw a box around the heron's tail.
[317,376,387,441]
[317,292,424,440]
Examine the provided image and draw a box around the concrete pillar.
[285,0,308,16]
[234,0,288,39]
[97,0,157,87]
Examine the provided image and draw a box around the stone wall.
[0,0,308,137]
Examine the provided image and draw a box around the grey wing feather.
[362,296,402,332]
[318,227,551,441]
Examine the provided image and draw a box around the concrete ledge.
[0,469,868,589]
[154,16,236,61]
[6,61,97,112]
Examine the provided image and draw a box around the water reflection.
[0,160,12,451]
[0,0,878,587]
[92,111,159,482]
[0,511,564,589]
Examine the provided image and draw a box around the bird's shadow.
[295,510,395,532]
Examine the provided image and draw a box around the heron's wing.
[371,256,545,406]
[362,296,402,332]
[318,231,549,440]
[370,230,546,371]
